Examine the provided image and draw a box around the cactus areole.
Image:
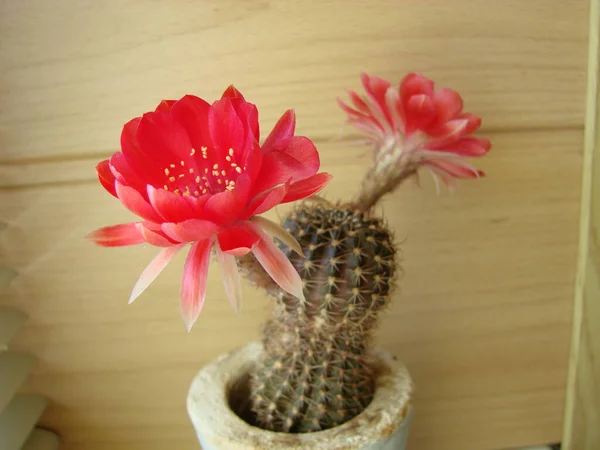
[90,73,491,434]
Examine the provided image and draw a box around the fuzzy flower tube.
[90,72,490,433]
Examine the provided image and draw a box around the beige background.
[0,1,589,449]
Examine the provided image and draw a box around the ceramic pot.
[187,341,413,450]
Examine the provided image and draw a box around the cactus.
[236,71,491,433]
[247,203,398,432]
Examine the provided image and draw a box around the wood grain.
[0,0,588,162]
[563,0,600,447]
[0,1,588,449]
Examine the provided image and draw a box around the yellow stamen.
[189,168,195,174]
[235,167,242,173]
[190,148,196,156]
[169,176,176,182]
[164,168,170,176]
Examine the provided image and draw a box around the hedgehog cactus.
[250,204,397,432]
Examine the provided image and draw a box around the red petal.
[252,136,320,194]
[433,88,463,123]
[96,160,117,197]
[215,244,243,314]
[180,240,212,331]
[115,182,163,223]
[248,224,305,301]
[87,223,145,247]
[155,100,177,113]
[361,73,393,128]
[109,152,148,194]
[459,112,483,135]
[129,244,185,303]
[170,95,213,157]
[400,73,435,99]
[203,190,245,226]
[404,94,436,134]
[147,185,204,223]
[161,219,221,243]
[243,183,288,218]
[221,85,245,100]
[425,159,483,179]
[347,89,371,114]
[428,118,470,141]
[217,222,260,255]
[209,98,245,155]
[262,109,296,152]
[427,137,491,157]
[139,222,179,246]
[137,111,196,169]
[281,172,333,203]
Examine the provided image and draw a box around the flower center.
[161,147,246,197]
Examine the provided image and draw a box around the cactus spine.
[247,204,397,432]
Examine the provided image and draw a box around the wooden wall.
[0,1,589,449]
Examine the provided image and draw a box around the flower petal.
[433,88,463,123]
[426,136,491,157]
[262,109,296,152]
[203,189,245,226]
[96,160,117,197]
[215,244,243,314]
[115,182,163,223]
[155,100,177,113]
[129,244,185,304]
[400,73,435,99]
[147,185,205,223]
[109,151,148,194]
[87,223,145,247]
[248,223,305,301]
[424,159,483,179]
[217,222,260,256]
[137,111,196,168]
[243,183,288,218]
[138,222,179,247]
[162,219,221,243]
[361,73,393,131]
[170,95,213,156]
[281,172,333,204]
[180,240,212,331]
[250,215,302,256]
[252,137,320,194]
[209,97,245,154]
[221,85,245,100]
[404,94,436,134]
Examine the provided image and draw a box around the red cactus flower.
[89,86,332,330]
[338,72,491,188]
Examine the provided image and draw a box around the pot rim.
[187,341,413,449]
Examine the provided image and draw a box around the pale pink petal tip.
[249,224,306,302]
[128,245,185,304]
[180,240,213,332]
[250,215,303,256]
[216,245,243,314]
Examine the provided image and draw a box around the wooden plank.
[0,395,47,450]
[0,352,36,413]
[1,128,582,450]
[562,0,600,447]
[0,0,588,162]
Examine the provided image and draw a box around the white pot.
[187,342,414,450]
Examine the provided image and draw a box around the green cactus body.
[250,203,397,433]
